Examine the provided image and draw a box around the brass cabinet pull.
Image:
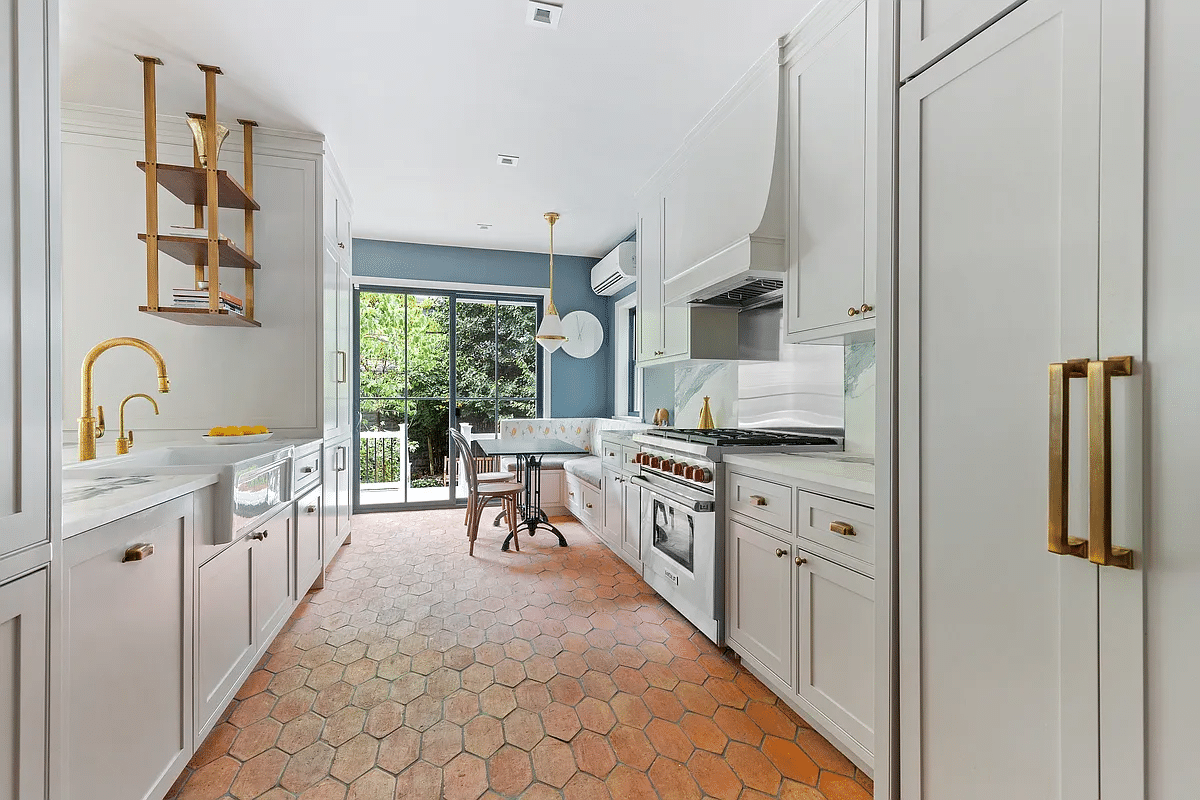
[336,350,348,383]
[301,465,315,474]
[123,543,154,562]
[830,521,856,537]
[775,548,787,558]
[1048,359,1090,559]
[1087,356,1135,569]
[749,495,767,506]
[860,304,873,314]
[338,241,346,249]
[250,530,268,541]
[795,556,807,566]
[306,505,317,514]
[654,350,665,356]
[847,307,860,317]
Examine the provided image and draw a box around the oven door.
[630,475,721,644]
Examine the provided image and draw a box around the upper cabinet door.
[899,0,1027,78]
[635,204,665,362]
[786,2,868,337]
[0,0,56,562]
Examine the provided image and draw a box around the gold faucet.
[115,393,160,455]
[79,337,170,461]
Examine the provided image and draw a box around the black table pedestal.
[501,454,568,551]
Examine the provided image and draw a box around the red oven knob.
[685,465,700,480]
[660,459,674,472]
[633,453,644,464]
[696,468,713,483]
[649,456,662,469]
[673,462,686,476]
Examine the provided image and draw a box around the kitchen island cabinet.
[723,456,876,774]
[0,568,49,800]
[196,533,255,739]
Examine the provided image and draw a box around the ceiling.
[60,0,821,257]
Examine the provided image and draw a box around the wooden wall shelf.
[138,234,261,270]
[139,306,262,328]
[137,162,260,211]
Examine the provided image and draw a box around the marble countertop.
[63,471,220,539]
[723,452,875,498]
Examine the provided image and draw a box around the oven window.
[652,499,695,572]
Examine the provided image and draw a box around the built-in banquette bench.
[497,417,646,517]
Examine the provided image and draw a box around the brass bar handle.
[123,543,155,562]
[337,351,348,383]
[1048,359,1090,558]
[1087,356,1135,569]
[830,521,856,537]
[749,495,767,506]
[775,548,788,558]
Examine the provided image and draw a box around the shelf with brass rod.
[1087,356,1135,569]
[1047,358,1091,559]
[136,162,259,210]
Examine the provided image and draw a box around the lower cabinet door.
[196,536,255,737]
[796,549,874,754]
[253,506,295,646]
[727,517,794,686]
[64,497,193,800]
[0,568,48,800]
[323,440,342,564]
[600,470,623,550]
[336,444,352,540]
[295,487,323,594]
[620,480,642,568]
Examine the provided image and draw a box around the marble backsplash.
[844,339,876,456]
[674,362,738,429]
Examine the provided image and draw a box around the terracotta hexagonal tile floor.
[166,509,873,799]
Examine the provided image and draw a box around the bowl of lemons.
[202,425,273,444]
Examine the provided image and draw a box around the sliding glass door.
[355,287,542,511]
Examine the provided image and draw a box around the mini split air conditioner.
[590,241,637,296]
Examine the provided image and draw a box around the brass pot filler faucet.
[78,337,170,462]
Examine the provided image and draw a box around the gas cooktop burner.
[643,428,840,447]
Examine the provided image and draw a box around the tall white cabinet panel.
[635,205,665,362]
[323,161,353,440]
[897,0,1145,797]
[63,497,193,800]
[785,1,869,338]
[0,569,48,800]
[898,0,1026,78]
[0,0,56,564]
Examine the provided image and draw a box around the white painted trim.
[781,0,868,62]
[612,292,640,418]
[351,276,554,418]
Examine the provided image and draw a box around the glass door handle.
[1048,359,1089,558]
[1087,356,1135,569]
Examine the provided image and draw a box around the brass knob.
[338,241,346,249]
[306,505,317,513]
[250,530,268,541]
[775,548,787,558]
[586,503,593,509]
[795,556,807,566]
[847,307,859,317]
[861,304,873,314]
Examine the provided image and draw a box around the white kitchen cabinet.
[784,0,890,342]
[899,0,1025,79]
[599,468,623,552]
[295,485,323,594]
[897,0,1146,795]
[63,496,194,800]
[726,517,794,687]
[0,568,48,800]
[0,0,56,567]
[196,536,255,737]
[795,548,874,754]
[323,436,352,566]
[323,161,354,440]
[252,505,295,646]
[635,197,738,366]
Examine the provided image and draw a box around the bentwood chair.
[450,430,515,524]
[450,429,523,555]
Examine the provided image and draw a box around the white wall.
[60,107,322,457]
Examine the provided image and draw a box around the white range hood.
[653,44,787,308]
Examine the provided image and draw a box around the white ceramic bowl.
[201,432,274,445]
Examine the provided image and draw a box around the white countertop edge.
[723,453,876,500]
[63,472,220,539]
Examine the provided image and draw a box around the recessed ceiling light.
[477,223,493,230]
[497,154,520,166]
[526,1,562,29]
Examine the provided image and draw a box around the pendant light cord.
[545,212,559,315]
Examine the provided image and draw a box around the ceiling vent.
[496,154,520,166]
[526,1,562,29]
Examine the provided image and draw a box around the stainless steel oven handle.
[629,475,715,513]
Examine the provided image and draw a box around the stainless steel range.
[630,428,842,645]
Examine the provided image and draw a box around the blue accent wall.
[353,239,614,418]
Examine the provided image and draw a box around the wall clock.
[560,310,604,359]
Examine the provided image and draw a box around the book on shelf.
[172,288,243,309]
[168,225,230,241]
[169,299,245,315]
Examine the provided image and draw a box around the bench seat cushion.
[563,456,603,489]
[501,455,587,473]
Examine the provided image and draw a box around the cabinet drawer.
[797,490,874,573]
[728,472,793,532]
[601,444,623,470]
[296,487,323,594]
[621,446,641,474]
[293,449,322,493]
[580,484,601,529]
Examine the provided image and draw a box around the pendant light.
[535,211,568,352]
